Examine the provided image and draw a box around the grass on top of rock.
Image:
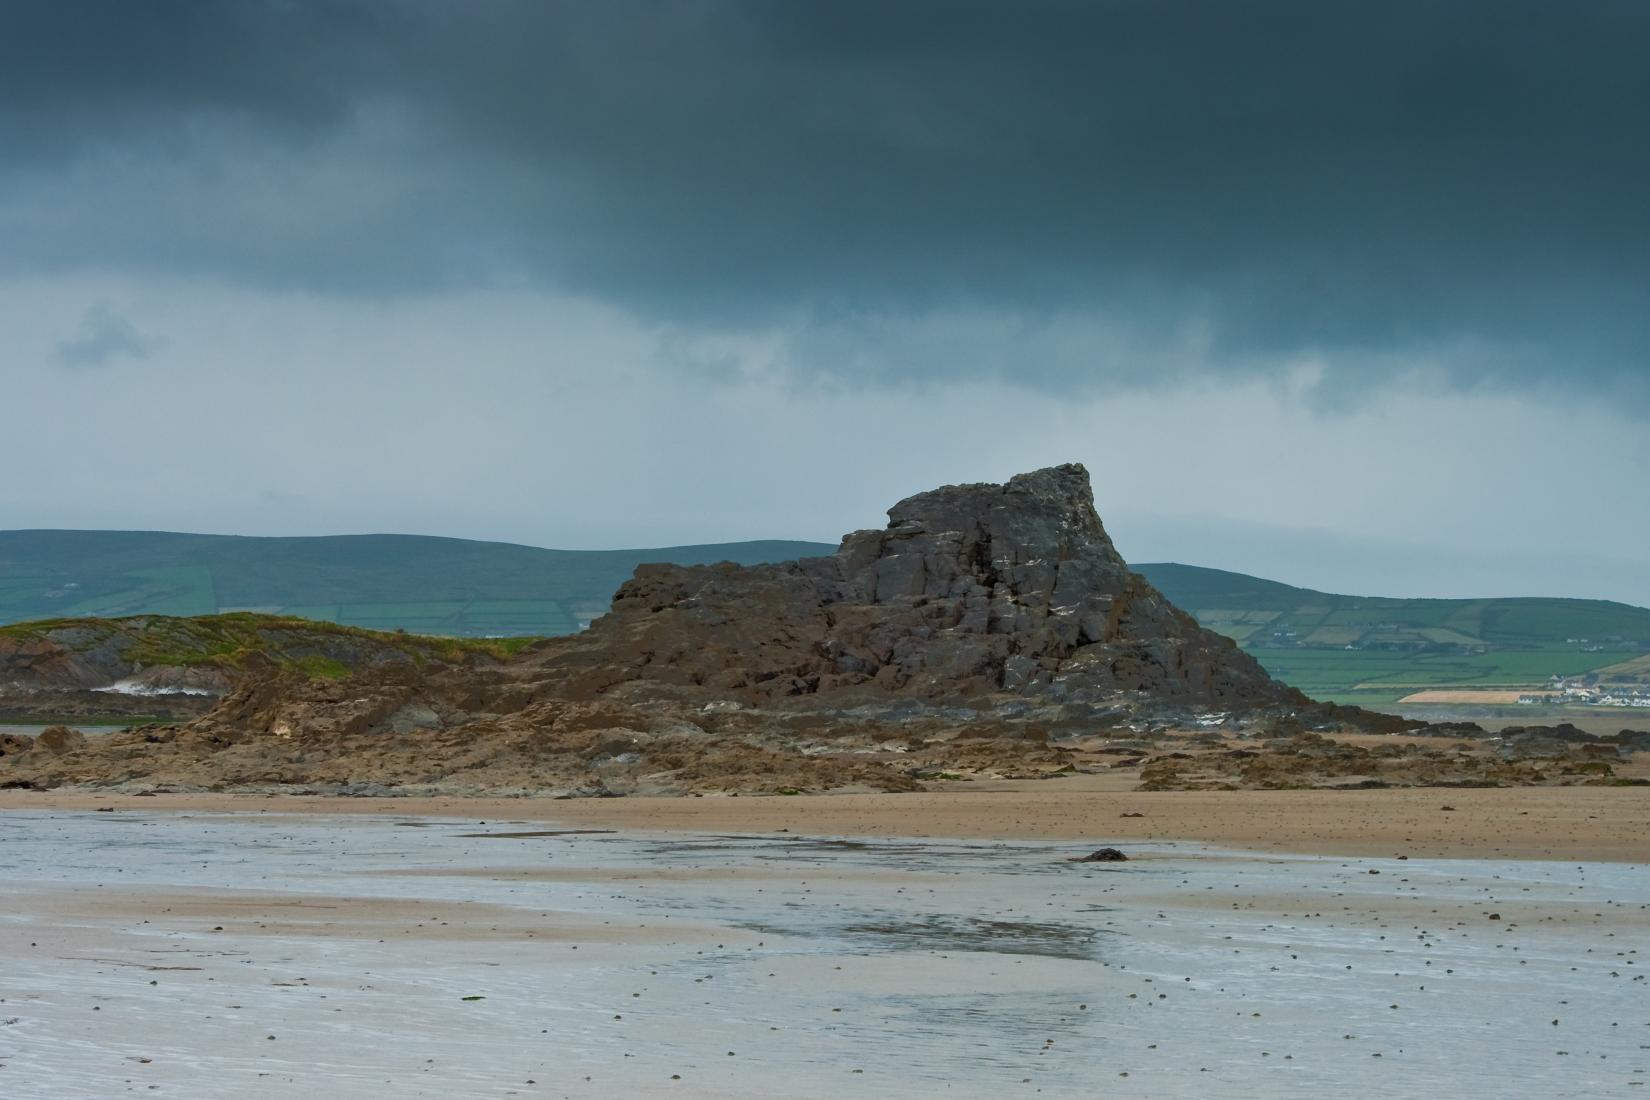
[0,612,543,679]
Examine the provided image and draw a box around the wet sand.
[0,810,1644,1098]
[5,779,1648,860]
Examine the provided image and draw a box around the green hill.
[5,532,1645,705]
[0,530,834,637]
[1135,562,1650,705]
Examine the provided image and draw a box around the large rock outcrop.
[1,464,1347,794]
[530,463,1298,715]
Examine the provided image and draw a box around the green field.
[1137,563,1650,702]
[1247,646,1642,706]
[0,530,834,638]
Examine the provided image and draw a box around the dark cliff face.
[576,463,1298,713]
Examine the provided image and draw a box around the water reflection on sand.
[0,811,1644,1098]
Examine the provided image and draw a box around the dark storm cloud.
[0,1,379,153]
[4,1,1648,393]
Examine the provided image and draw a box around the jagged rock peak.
[883,463,1106,543]
[831,462,1128,608]
[582,462,1298,711]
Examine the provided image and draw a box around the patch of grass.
[478,635,543,657]
[1303,626,1363,646]
[1418,627,1482,645]
[292,655,351,680]
[61,566,216,618]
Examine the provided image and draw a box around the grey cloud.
[53,302,156,368]
[0,1,382,158]
[4,1,1648,397]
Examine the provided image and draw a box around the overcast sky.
[4,1,1648,604]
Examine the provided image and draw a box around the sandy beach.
[1,806,1644,1098]
[6,780,1647,861]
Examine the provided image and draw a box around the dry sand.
[1398,689,1534,704]
[6,778,1647,861]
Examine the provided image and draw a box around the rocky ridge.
[527,463,1305,714]
[3,465,1401,794]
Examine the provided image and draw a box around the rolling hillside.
[4,532,1646,706]
[1136,563,1650,705]
[0,530,834,637]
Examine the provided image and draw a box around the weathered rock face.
[0,464,1335,795]
[540,464,1298,715]
[0,630,119,691]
